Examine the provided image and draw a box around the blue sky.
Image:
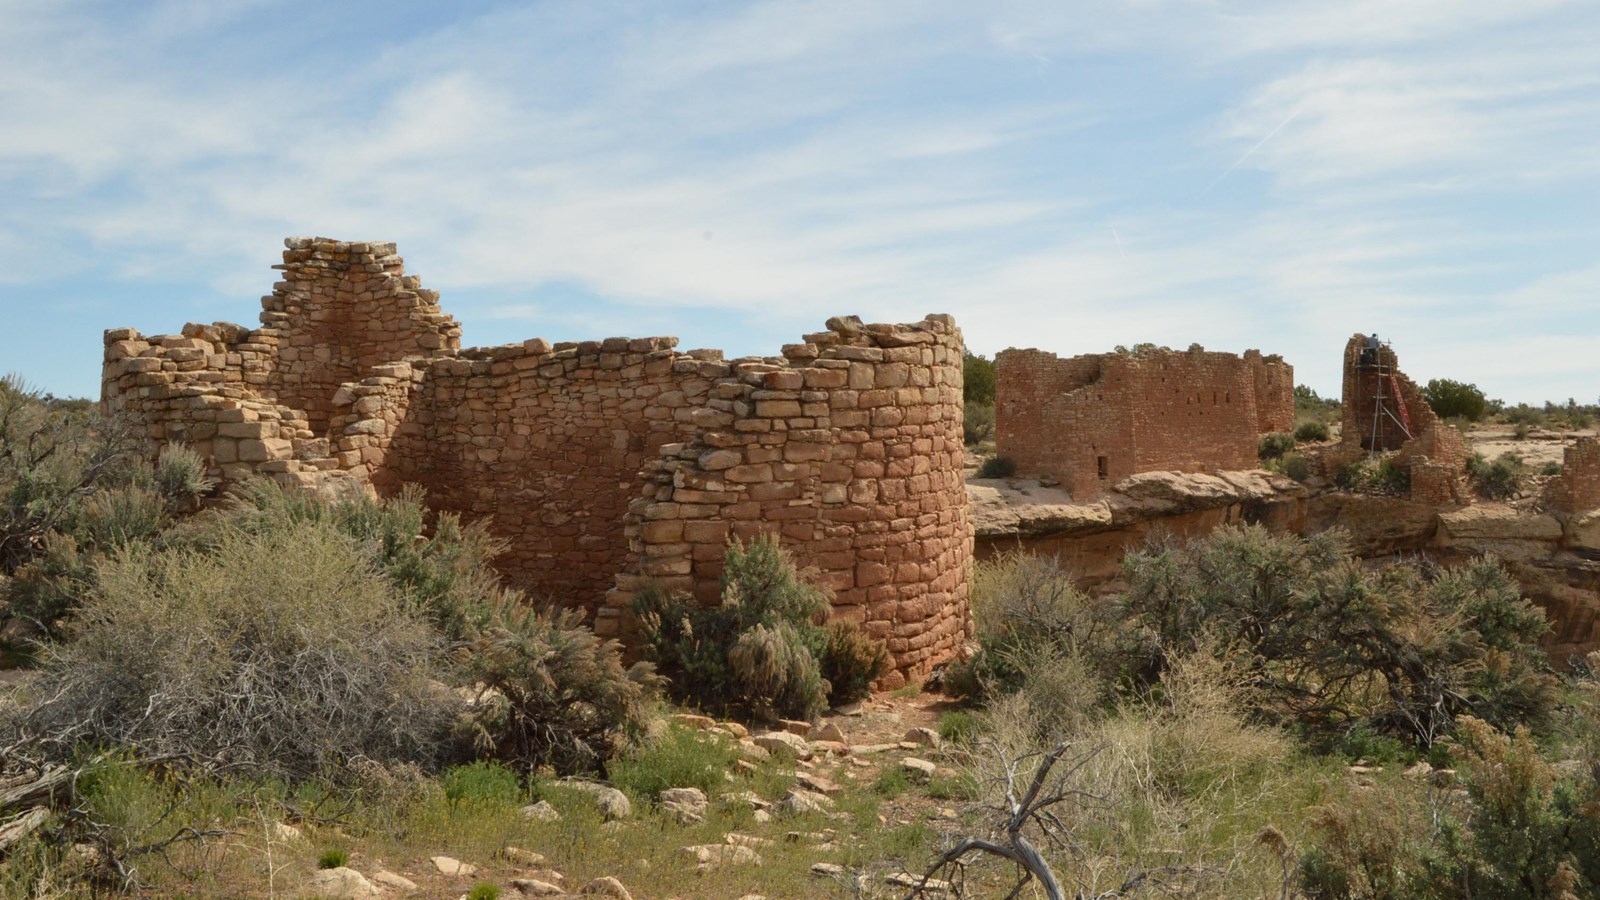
[2,0,1597,403]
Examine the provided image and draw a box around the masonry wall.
[994,345,1294,497]
[101,238,972,682]
[1338,334,1467,501]
[607,315,972,686]
[384,338,719,609]
[261,239,460,433]
[1552,438,1600,512]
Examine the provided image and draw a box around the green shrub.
[976,455,1015,479]
[607,724,737,801]
[1258,432,1296,460]
[874,765,911,799]
[820,620,889,707]
[632,534,833,721]
[441,761,523,805]
[1295,420,1331,442]
[317,849,350,870]
[1470,452,1524,500]
[963,402,995,446]
[16,518,455,780]
[1423,378,1488,422]
[463,597,660,775]
[944,552,1119,729]
[938,710,983,744]
[467,884,501,900]
[963,352,995,406]
[227,481,506,641]
[1373,457,1410,494]
[1276,451,1312,482]
[1121,526,1556,747]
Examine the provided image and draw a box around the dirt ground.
[1466,424,1598,468]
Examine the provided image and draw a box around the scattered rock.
[1403,761,1434,780]
[560,780,633,820]
[753,809,772,824]
[902,757,938,780]
[579,875,635,899]
[812,862,847,878]
[832,701,865,716]
[660,787,709,824]
[272,822,303,843]
[888,872,952,894]
[681,843,762,872]
[753,731,813,759]
[738,740,771,761]
[501,846,546,866]
[302,867,380,898]
[431,856,477,876]
[511,879,565,896]
[785,831,832,844]
[780,788,835,814]
[903,727,941,748]
[810,741,851,756]
[779,718,812,736]
[811,723,847,744]
[520,800,561,822]
[722,721,749,738]
[724,832,775,849]
[673,713,716,730]
[797,773,842,795]
[371,870,417,892]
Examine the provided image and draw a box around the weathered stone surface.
[680,843,762,871]
[1438,507,1563,542]
[302,867,380,898]
[660,787,709,824]
[430,856,476,876]
[369,871,416,892]
[559,780,632,820]
[520,800,560,822]
[579,875,635,898]
[754,731,813,759]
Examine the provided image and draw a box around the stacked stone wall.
[101,238,973,682]
[994,345,1294,497]
[607,315,972,685]
[1552,438,1600,512]
[261,238,460,433]
[385,338,722,610]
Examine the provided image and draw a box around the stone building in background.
[101,237,972,685]
[992,344,1295,497]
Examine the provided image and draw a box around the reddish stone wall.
[994,345,1294,497]
[101,238,972,681]
[608,315,971,685]
[1339,334,1467,498]
[384,338,718,609]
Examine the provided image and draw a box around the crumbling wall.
[607,315,971,686]
[101,237,972,681]
[994,345,1294,497]
[261,239,460,433]
[1338,334,1467,501]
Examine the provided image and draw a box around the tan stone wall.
[262,238,460,433]
[100,238,973,682]
[607,315,972,686]
[1552,438,1600,512]
[994,345,1294,497]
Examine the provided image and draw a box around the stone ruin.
[992,344,1295,496]
[101,237,972,685]
[1551,437,1600,514]
[1334,333,1468,504]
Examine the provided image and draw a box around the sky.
[1,0,1597,404]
